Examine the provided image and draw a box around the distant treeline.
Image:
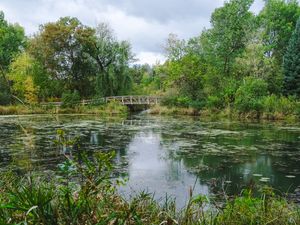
[0,0,300,118]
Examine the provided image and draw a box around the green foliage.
[150,0,299,119]
[130,64,163,95]
[208,0,255,75]
[163,53,205,101]
[104,100,128,115]
[164,33,186,61]
[234,77,268,113]
[29,17,95,98]
[234,36,284,94]
[7,53,41,103]
[61,90,81,108]
[283,17,300,97]
[263,95,298,116]
[161,94,204,110]
[206,95,224,109]
[0,11,25,72]
[91,23,134,97]
[259,0,300,63]
[0,11,25,105]
[217,187,299,225]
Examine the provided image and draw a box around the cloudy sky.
[0,0,264,64]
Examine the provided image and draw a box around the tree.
[0,11,25,104]
[208,0,255,75]
[0,11,25,73]
[259,0,300,63]
[162,53,205,101]
[29,17,95,97]
[164,33,186,61]
[234,31,283,94]
[283,17,300,97]
[7,53,40,103]
[89,23,134,96]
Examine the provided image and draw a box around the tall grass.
[0,101,128,116]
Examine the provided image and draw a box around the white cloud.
[136,51,166,65]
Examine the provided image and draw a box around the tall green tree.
[89,23,134,96]
[0,11,25,104]
[283,17,300,97]
[7,52,51,103]
[29,17,95,97]
[208,0,255,76]
[0,11,25,73]
[259,0,300,63]
[234,31,283,94]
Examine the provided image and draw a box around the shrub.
[262,95,298,117]
[235,77,268,113]
[277,96,297,115]
[262,94,278,114]
[206,95,224,109]
[161,94,178,106]
[104,100,127,115]
[61,90,81,108]
[176,96,191,107]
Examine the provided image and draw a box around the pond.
[0,114,300,206]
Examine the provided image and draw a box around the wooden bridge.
[105,96,160,105]
[41,96,161,107]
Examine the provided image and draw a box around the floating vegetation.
[259,177,270,182]
[286,175,296,178]
[253,174,263,177]
[187,164,210,173]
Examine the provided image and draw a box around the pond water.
[0,114,300,206]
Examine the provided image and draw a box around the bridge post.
[122,96,124,105]
[130,96,133,104]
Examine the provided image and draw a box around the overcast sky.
[0,0,264,64]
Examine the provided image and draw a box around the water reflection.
[0,115,299,206]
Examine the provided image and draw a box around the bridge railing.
[40,95,161,107]
[105,96,161,105]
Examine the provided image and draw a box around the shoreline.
[0,104,299,124]
[148,105,300,123]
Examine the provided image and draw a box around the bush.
[262,95,298,117]
[161,94,178,106]
[61,90,81,108]
[162,95,204,110]
[176,96,191,107]
[235,77,268,113]
[104,100,128,115]
[206,95,224,109]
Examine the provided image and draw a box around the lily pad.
[253,174,263,177]
[259,177,270,182]
[285,175,296,179]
